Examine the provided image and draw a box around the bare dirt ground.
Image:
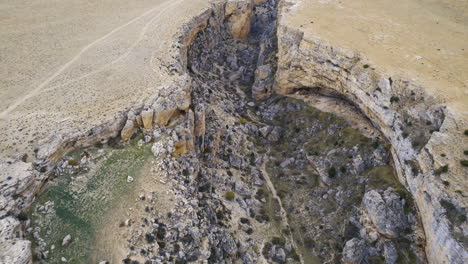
[282,0,468,113]
[0,0,211,160]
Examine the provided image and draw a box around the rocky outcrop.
[363,188,408,238]
[274,2,467,262]
[0,217,31,264]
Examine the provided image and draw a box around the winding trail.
[260,161,306,264]
[0,0,182,120]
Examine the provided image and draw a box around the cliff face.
[274,1,467,262]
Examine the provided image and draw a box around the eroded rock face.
[225,0,254,40]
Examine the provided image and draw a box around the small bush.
[442,181,450,186]
[464,130,468,136]
[271,236,286,246]
[225,191,235,201]
[390,96,400,103]
[464,150,468,155]
[68,159,79,166]
[460,160,468,167]
[363,64,370,68]
[238,117,247,125]
[145,233,155,243]
[328,167,337,178]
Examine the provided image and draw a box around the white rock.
[62,234,72,247]
[127,176,134,183]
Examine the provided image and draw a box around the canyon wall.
[274,1,467,263]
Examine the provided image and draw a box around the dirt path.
[260,162,308,264]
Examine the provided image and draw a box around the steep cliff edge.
[274,0,467,262]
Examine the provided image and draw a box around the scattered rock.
[62,234,72,247]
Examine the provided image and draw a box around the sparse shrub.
[238,117,247,124]
[460,160,468,167]
[340,166,346,173]
[17,211,28,221]
[464,150,468,155]
[225,191,235,201]
[328,167,337,178]
[303,237,315,248]
[436,164,449,175]
[458,215,466,223]
[68,159,79,166]
[363,64,370,68]
[390,96,400,103]
[271,236,286,246]
[442,180,450,186]
[145,233,155,243]
[464,130,468,136]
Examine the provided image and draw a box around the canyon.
[0,0,467,263]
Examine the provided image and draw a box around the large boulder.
[363,188,408,238]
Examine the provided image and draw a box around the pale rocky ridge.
[0,0,466,263]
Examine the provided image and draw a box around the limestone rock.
[120,120,135,141]
[342,238,367,264]
[225,0,254,40]
[363,188,408,238]
[141,109,154,130]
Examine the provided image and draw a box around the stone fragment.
[62,234,72,247]
[127,176,134,183]
[121,120,135,141]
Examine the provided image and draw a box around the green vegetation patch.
[29,140,153,263]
